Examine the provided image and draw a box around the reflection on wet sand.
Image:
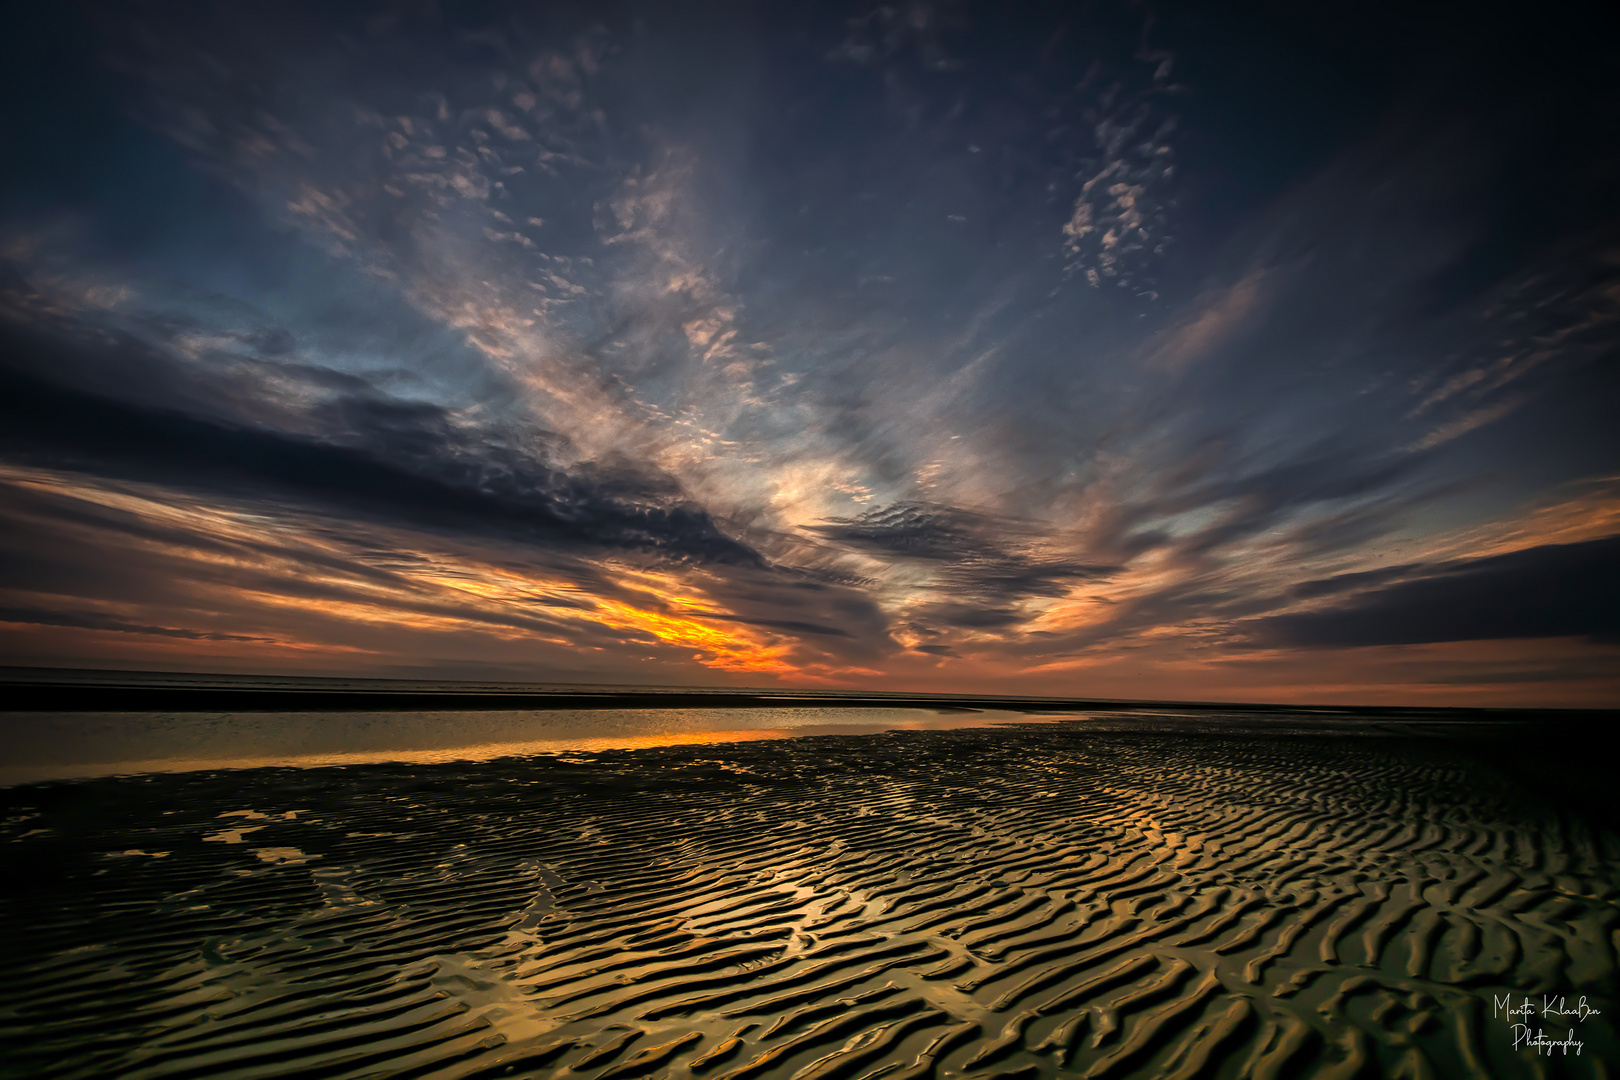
[3,715,1616,1078]
[0,707,1044,786]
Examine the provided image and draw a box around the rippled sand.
[3,715,1616,1078]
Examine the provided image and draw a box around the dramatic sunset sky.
[1,1,1615,704]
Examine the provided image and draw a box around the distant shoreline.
[1,666,1610,716]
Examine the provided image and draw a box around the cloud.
[1287,563,1420,600]
[1407,397,1522,451]
[1255,535,1620,647]
[811,502,1115,601]
[0,319,761,567]
[825,2,966,72]
[690,611,852,639]
[1058,38,1180,293]
[1137,269,1269,372]
[1,0,1616,699]
[812,501,993,562]
[805,501,1121,650]
[0,462,878,680]
[0,604,275,643]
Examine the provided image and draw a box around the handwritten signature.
[1493,994,1601,1056]
[1492,994,1603,1023]
[1511,1026,1584,1056]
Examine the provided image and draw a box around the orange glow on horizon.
[2,463,1617,705]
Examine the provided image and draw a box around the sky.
[0,1,1616,705]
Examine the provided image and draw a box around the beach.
[3,709,1617,1079]
[5,2,1617,1075]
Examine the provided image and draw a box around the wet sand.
[0,705,1054,787]
[3,713,1617,1079]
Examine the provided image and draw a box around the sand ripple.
[2,717,1616,1078]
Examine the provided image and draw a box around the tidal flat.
[3,711,1617,1079]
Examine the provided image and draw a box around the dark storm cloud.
[1421,661,1620,687]
[0,320,761,567]
[0,412,902,670]
[0,477,673,651]
[1101,451,1421,566]
[812,502,1116,601]
[0,475,607,632]
[932,604,1023,630]
[1257,536,1620,647]
[0,605,274,644]
[813,503,992,562]
[808,502,1123,648]
[690,612,852,639]
[1288,564,1422,601]
[686,568,898,661]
